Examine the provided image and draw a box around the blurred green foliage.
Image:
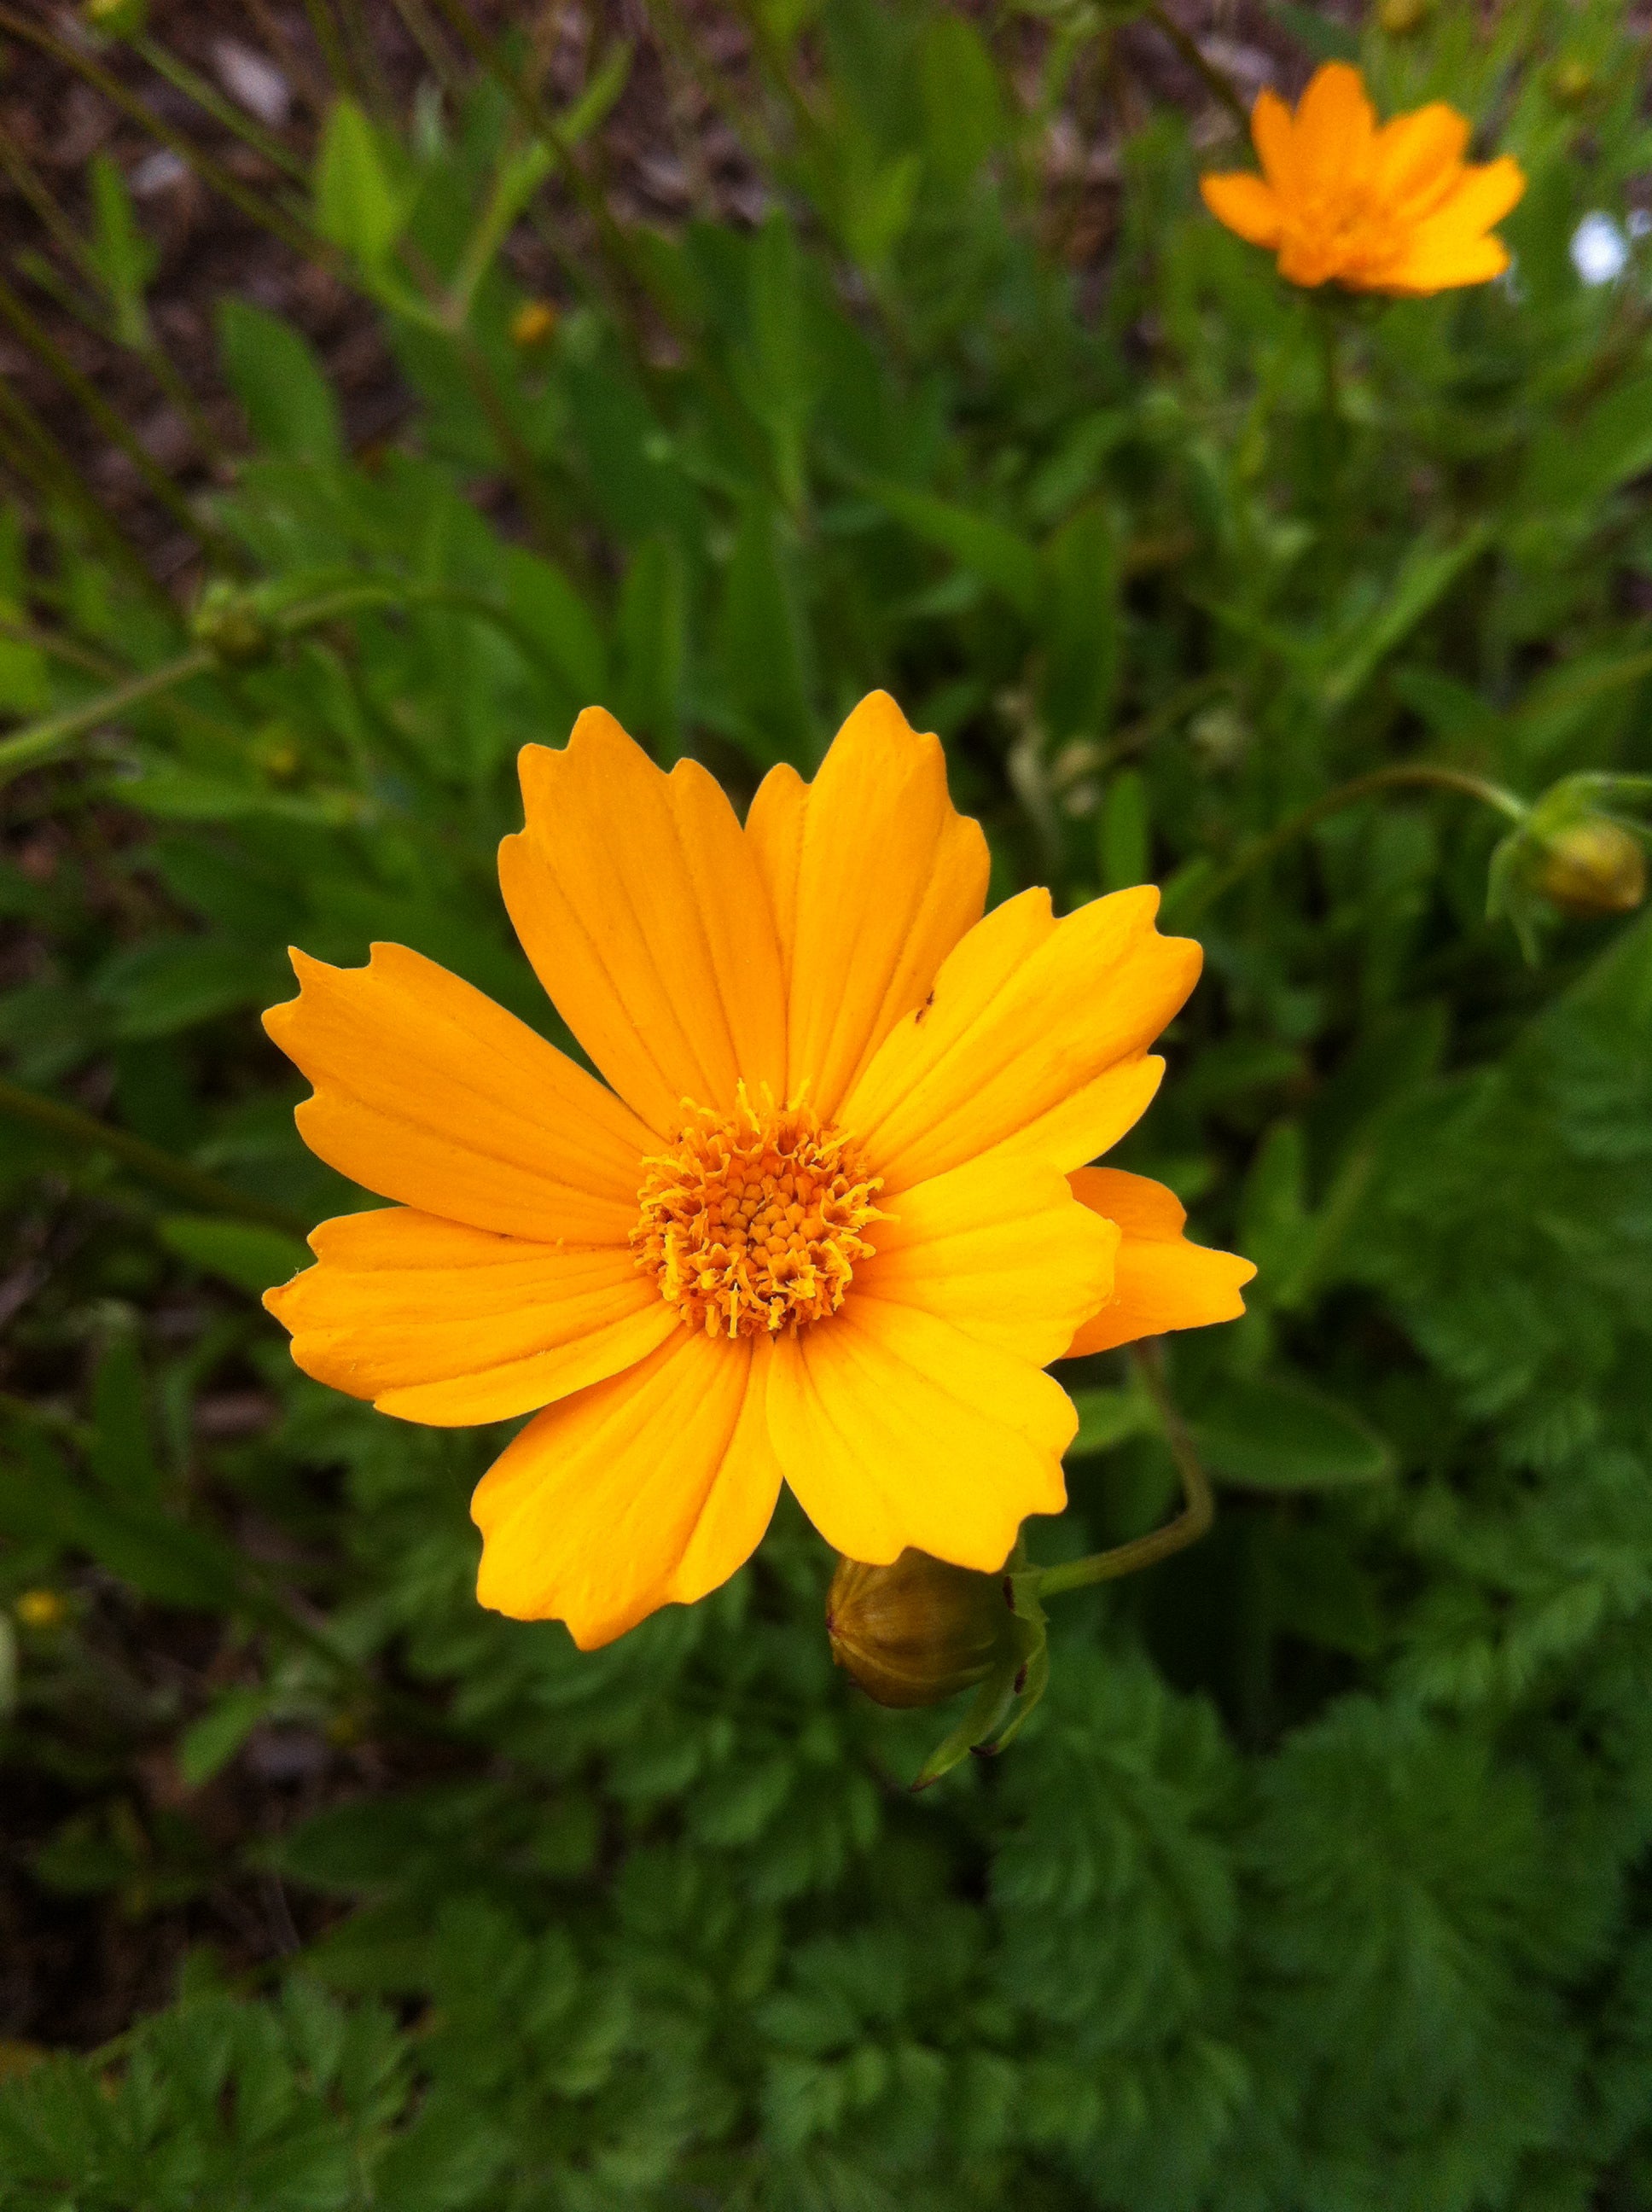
[3,0,1652,2204]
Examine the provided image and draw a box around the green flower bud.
[827,1549,1019,1709]
[1378,0,1431,35]
[190,581,274,669]
[1533,818,1646,917]
[86,0,148,38]
[1550,57,1597,108]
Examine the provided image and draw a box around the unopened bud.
[1533,818,1646,917]
[1550,57,1597,108]
[15,1588,69,1631]
[1378,0,1431,33]
[86,0,148,38]
[510,299,558,350]
[190,581,273,669]
[827,1549,1017,1709]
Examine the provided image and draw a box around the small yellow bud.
[252,726,300,781]
[190,581,274,669]
[510,299,558,350]
[1550,57,1597,108]
[15,1588,69,1631]
[827,1549,1018,1709]
[1377,0,1430,32]
[1533,818,1646,917]
[86,0,148,37]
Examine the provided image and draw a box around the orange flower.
[1200,62,1525,294]
[263,695,1254,1649]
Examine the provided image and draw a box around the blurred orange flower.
[1200,61,1525,294]
[262,696,1253,1649]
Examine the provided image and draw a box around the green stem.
[0,580,568,785]
[0,7,324,264]
[0,375,168,609]
[1318,306,1341,445]
[0,649,214,781]
[1029,1344,1213,1598]
[1143,3,1250,129]
[0,271,227,558]
[0,1075,308,1235]
[1177,762,1527,923]
[132,32,309,184]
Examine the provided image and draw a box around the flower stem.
[1173,762,1528,923]
[0,649,215,783]
[0,581,568,786]
[1143,4,1250,130]
[1026,1344,1213,1600]
[0,1075,308,1236]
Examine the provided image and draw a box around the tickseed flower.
[1200,62,1525,294]
[263,695,1254,1649]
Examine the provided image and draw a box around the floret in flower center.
[631,1088,883,1339]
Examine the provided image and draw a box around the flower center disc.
[631,1091,882,1340]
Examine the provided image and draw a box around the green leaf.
[315,97,413,268]
[1041,500,1120,741]
[90,1336,161,1500]
[559,41,633,148]
[218,300,343,467]
[870,481,1042,616]
[94,935,280,1040]
[501,550,608,703]
[617,533,687,760]
[160,1215,308,1299]
[177,1687,278,1790]
[86,153,157,348]
[919,15,1005,193]
[743,213,817,513]
[1066,1386,1156,1458]
[1264,0,1359,60]
[1522,370,1652,520]
[1100,767,1150,892]
[1320,526,1492,713]
[713,501,813,764]
[1190,1373,1395,1490]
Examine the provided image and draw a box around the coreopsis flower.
[263,695,1253,1648]
[1200,62,1525,294]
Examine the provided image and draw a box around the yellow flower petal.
[667,1336,786,1606]
[1201,172,1285,247]
[779,691,990,1116]
[1381,223,1511,294]
[1063,1167,1256,1356]
[1415,154,1527,240]
[1207,66,1519,300]
[265,1208,674,1425]
[769,1298,1073,1571]
[859,1150,1117,1364]
[265,944,649,1242]
[745,759,808,977]
[1373,102,1470,216]
[844,886,1200,1190]
[500,707,788,1133]
[1293,62,1376,195]
[1250,86,1298,195]
[472,1331,777,1647]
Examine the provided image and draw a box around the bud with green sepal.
[85,0,148,38]
[825,1542,1048,1786]
[189,580,276,670]
[828,1547,1023,1709]
[1488,773,1652,958]
[829,1344,1218,1787]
